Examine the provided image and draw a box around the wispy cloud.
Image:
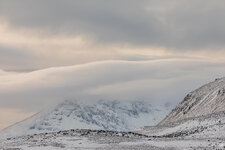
[0,20,225,71]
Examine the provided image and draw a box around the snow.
[0,99,169,139]
[159,77,225,125]
[133,77,225,148]
[1,77,225,149]
[1,129,225,150]
[135,78,225,144]
[137,110,225,140]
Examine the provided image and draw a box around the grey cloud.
[163,0,225,49]
[0,59,225,112]
[1,0,224,49]
[0,46,37,71]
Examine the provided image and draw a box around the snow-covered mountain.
[137,110,225,139]
[137,77,225,139]
[0,99,170,138]
[2,78,225,149]
[159,77,225,126]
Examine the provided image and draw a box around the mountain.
[136,77,225,139]
[0,99,170,138]
[137,109,225,139]
[159,77,225,126]
[2,78,225,149]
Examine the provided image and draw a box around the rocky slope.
[159,77,225,126]
[137,110,225,139]
[136,77,225,141]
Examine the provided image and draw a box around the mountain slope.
[159,77,225,126]
[0,99,169,138]
[137,110,225,139]
[136,77,225,139]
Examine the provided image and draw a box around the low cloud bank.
[0,58,225,129]
[0,59,225,111]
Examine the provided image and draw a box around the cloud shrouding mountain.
[0,0,225,130]
[0,59,225,129]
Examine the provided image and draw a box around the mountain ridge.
[158,77,225,126]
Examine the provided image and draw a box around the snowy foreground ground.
[1,129,225,150]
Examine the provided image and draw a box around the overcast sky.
[0,0,225,129]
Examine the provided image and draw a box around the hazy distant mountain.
[0,99,170,138]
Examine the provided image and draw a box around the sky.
[0,0,225,130]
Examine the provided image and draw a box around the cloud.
[0,20,225,72]
[0,59,225,129]
[0,22,119,70]
[0,21,170,71]
[1,59,225,111]
[0,0,225,129]
[0,108,34,130]
[0,46,37,71]
[0,0,225,50]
